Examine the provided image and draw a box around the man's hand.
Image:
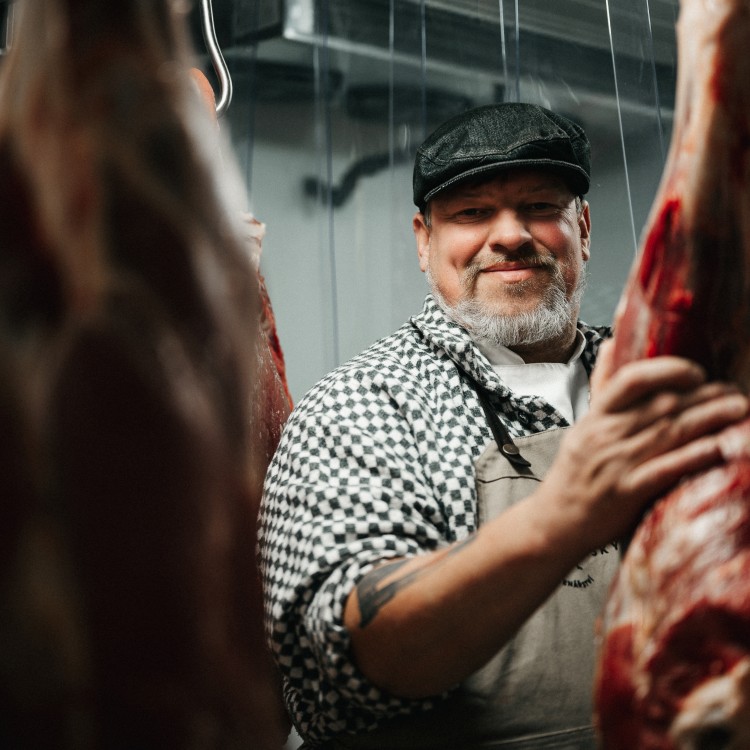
[538,342,749,555]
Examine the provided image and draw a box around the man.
[259,103,748,749]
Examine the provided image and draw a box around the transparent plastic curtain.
[592,0,678,322]
[227,0,680,402]
[605,0,678,252]
[310,0,340,368]
[486,0,679,328]
[498,0,520,102]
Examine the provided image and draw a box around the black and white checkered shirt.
[259,295,610,747]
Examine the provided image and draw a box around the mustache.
[463,252,558,284]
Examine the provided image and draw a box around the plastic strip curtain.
[312,0,341,366]
[605,0,678,254]
[305,0,516,380]
[499,0,521,102]
[231,0,680,401]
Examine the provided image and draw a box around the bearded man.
[259,103,748,749]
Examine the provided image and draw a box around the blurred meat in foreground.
[0,0,289,746]
[595,0,750,747]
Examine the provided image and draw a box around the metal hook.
[199,0,232,117]
[0,0,15,56]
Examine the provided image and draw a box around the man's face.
[414,169,591,324]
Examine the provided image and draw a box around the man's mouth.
[476,256,555,282]
[459,255,558,294]
[481,265,539,282]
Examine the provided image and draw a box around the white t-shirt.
[472,331,590,425]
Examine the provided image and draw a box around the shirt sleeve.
[259,362,451,745]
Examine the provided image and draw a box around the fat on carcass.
[594,0,750,748]
[0,0,289,747]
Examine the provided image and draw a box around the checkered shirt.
[259,295,610,747]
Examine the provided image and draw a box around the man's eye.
[525,202,558,213]
[457,208,484,217]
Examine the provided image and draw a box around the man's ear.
[579,200,591,262]
[413,212,431,272]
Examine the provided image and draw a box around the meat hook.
[199,0,232,116]
[0,0,15,56]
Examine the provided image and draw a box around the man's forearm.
[343,491,585,698]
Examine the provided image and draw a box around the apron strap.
[471,381,531,469]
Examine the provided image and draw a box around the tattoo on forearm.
[356,536,477,628]
[357,559,413,627]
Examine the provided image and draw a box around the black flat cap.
[413,102,591,211]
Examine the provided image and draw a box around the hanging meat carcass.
[594,0,750,748]
[0,0,289,747]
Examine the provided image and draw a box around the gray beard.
[427,263,586,348]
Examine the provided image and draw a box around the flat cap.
[413,102,590,211]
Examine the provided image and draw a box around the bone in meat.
[594,1,750,748]
[0,1,288,746]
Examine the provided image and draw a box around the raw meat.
[594,0,750,748]
[0,0,289,747]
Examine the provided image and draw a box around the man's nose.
[487,209,532,253]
